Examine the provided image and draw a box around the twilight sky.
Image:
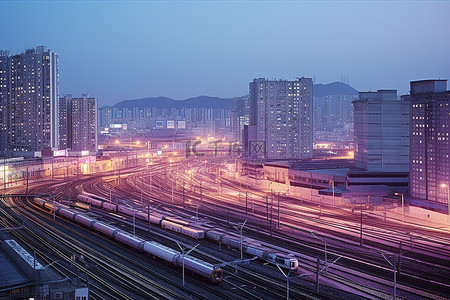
[1,1,449,106]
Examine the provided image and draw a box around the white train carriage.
[142,240,180,262]
[181,226,205,240]
[92,222,120,237]
[175,255,223,283]
[114,231,145,251]
[74,214,96,228]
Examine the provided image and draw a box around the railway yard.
[1,153,449,299]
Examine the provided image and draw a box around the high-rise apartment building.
[402,80,449,204]
[353,90,409,171]
[247,77,313,159]
[59,94,98,153]
[232,96,249,142]
[0,46,59,157]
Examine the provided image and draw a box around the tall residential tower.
[0,46,59,157]
[402,80,450,205]
[247,77,313,159]
[59,94,98,154]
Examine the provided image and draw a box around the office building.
[0,46,59,157]
[247,77,313,159]
[353,90,409,171]
[59,94,98,153]
[403,80,449,204]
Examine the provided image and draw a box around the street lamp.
[394,192,405,222]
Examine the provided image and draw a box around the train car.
[142,240,180,262]
[34,197,224,283]
[175,255,223,283]
[118,205,135,217]
[77,194,102,208]
[163,216,190,226]
[160,220,183,233]
[57,207,77,221]
[33,197,47,208]
[81,191,110,203]
[92,222,120,237]
[205,230,226,242]
[245,243,266,258]
[75,202,91,210]
[114,231,145,251]
[141,241,223,283]
[74,214,96,228]
[181,226,205,240]
[268,253,298,270]
[102,202,117,212]
[220,234,242,249]
[43,202,55,213]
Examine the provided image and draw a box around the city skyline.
[1,1,449,106]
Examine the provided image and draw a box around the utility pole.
[315,256,320,295]
[266,195,269,220]
[278,192,280,228]
[240,220,247,260]
[26,167,29,200]
[200,181,203,209]
[360,210,363,246]
[245,191,248,214]
[183,180,185,207]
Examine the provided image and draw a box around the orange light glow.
[115,140,120,144]
[136,141,141,145]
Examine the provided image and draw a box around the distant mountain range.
[105,82,358,110]
[313,81,359,98]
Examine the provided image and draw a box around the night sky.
[1,1,449,106]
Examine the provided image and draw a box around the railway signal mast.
[176,242,200,287]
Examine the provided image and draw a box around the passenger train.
[76,192,299,271]
[33,197,223,283]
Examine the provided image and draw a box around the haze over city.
[1,1,449,106]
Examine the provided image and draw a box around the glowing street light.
[115,139,120,144]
